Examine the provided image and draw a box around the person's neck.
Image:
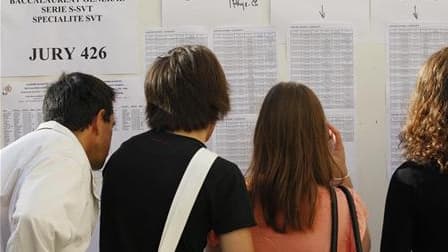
[173,129,209,143]
[173,123,215,143]
[73,129,95,168]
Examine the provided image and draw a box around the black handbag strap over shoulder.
[330,186,363,252]
[338,185,363,252]
[329,186,338,252]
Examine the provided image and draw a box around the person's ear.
[205,122,216,142]
[91,109,106,135]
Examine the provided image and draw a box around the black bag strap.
[338,185,363,252]
[329,186,338,252]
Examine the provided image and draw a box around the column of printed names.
[1,82,47,147]
[387,24,448,175]
[288,24,356,176]
[210,27,277,172]
[144,27,209,70]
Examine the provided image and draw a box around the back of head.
[144,45,230,132]
[43,72,115,131]
[248,82,336,232]
[400,47,448,171]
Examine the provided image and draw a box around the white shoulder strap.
[158,147,218,252]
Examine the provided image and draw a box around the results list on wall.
[1,78,146,154]
[387,24,448,176]
[144,26,277,172]
[210,27,277,172]
[1,82,48,146]
[144,27,209,71]
[289,24,355,140]
[288,24,356,176]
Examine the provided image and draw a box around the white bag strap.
[158,147,218,252]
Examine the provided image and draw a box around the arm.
[207,160,255,252]
[7,158,93,252]
[206,231,221,252]
[207,245,221,252]
[350,189,370,252]
[362,227,371,252]
[327,123,352,187]
[208,228,253,252]
[6,213,55,252]
[221,228,253,252]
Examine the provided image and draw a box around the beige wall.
[1,1,389,251]
[138,1,390,251]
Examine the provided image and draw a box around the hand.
[327,123,348,177]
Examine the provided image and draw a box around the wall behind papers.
[2,1,448,251]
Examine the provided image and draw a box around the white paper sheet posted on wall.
[208,26,278,172]
[0,77,146,151]
[162,0,266,27]
[287,23,357,184]
[144,27,209,72]
[271,0,369,42]
[1,0,139,77]
[1,81,48,146]
[386,23,448,177]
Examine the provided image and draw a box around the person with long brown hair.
[381,47,448,251]
[246,82,370,251]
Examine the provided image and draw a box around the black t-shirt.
[381,160,448,252]
[100,130,255,251]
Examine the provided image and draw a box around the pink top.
[250,186,368,252]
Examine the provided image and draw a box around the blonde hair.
[400,47,448,171]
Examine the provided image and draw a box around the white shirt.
[0,121,100,252]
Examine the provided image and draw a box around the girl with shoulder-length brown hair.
[246,82,370,251]
[381,47,448,251]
